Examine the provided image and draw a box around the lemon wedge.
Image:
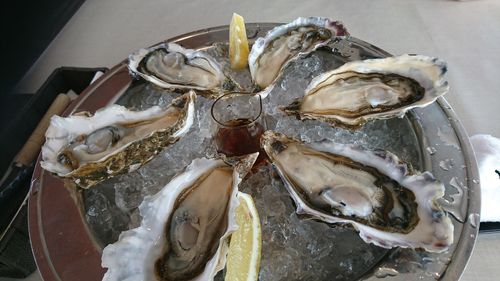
[229,13,250,70]
[225,192,261,281]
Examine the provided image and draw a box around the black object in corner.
[0,67,107,278]
[0,0,87,96]
[479,222,500,233]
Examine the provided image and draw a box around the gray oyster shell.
[102,153,258,281]
[261,131,454,252]
[283,54,449,128]
[248,17,349,98]
[129,43,236,98]
[41,91,196,188]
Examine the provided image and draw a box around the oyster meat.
[248,17,349,98]
[129,42,236,98]
[261,131,453,252]
[41,91,196,188]
[101,154,258,281]
[284,54,449,128]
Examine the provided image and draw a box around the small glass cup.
[211,93,266,166]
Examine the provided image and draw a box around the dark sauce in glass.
[215,118,266,167]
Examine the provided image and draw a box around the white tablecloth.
[13,0,500,280]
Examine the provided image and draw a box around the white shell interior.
[40,92,195,176]
[248,17,331,80]
[301,54,449,125]
[272,138,454,252]
[101,156,249,281]
[128,42,225,91]
[248,17,344,98]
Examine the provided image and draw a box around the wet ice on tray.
[239,165,387,281]
[85,188,129,246]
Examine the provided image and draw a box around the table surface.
[11,0,500,280]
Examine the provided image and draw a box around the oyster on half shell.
[261,131,453,252]
[101,153,258,281]
[40,91,196,188]
[248,17,349,98]
[129,43,237,98]
[284,54,449,128]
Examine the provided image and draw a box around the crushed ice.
[83,47,432,280]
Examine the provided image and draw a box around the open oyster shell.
[129,42,236,98]
[40,91,196,188]
[283,54,449,128]
[261,131,453,252]
[249,17,349,98]
[101,153,258,281]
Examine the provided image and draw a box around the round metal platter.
[28,23,480,281]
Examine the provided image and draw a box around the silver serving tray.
[29,23,480,281]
